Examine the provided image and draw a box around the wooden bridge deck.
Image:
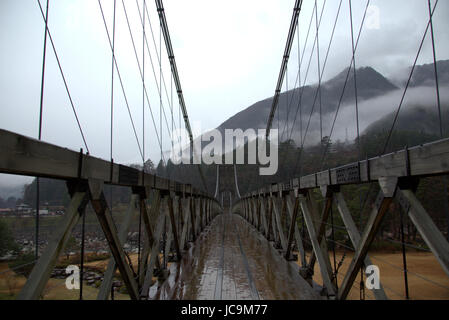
[152,213,322,300]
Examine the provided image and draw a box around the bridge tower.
[214,164,241,214]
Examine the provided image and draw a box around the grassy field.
[299,251,449,300]
[0,251,162,300]
[0,257,130,300]
[2,216,62,228]
[0,275,130,300]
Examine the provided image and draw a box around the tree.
[156,160,166,178]
[6,197,17,209]
[0,196,6,208]
[166,160,176,179]
[9,253,35,278]
[144,159,155,174]
[130,159,156,174]
[0,219,19,256]
[64,236,78,260]
[23,178,70,207]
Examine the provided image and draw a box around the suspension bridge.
[0,0,449,300]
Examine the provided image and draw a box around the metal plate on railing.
[336,163,360,184]
[283,181,292,191]
[118,165,139,185]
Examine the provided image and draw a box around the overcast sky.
[0,0,448,188]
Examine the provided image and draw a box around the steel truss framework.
[235,137,449,300]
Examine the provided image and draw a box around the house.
[0,208,13,215]
[39,209,49,216]
[16,204,32,214]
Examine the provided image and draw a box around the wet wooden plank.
[161,214,322,300]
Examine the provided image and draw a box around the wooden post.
[247,199,250,222]
[256,198,261,231]
[17,191,88,300]
[334,192,388,300]
[97,194,139,300]
[270,197,278,241]
[136,189,163,286]
[267,195,273,241]
[308,189,333,271]
[208,199,212,224]
[248,198,253,225]
[260,197,269,237]
[142,190,162,257]
[190,197,197,241]
[299,194,336,297]
[164,215,172,266]
[168,193,182,261]
[272,196,287,250]
[88,179,139,300]
[285,192,307,267]
[243,200,247,220]
[248,199,252,223]
[199,198,202,231]
[338,177,397,300]
[179,197,191,251]
[254,198,259,228]
[140,201,167,299]
[305,190,334,281]
[285,196,300,260]
[398,188,449,278]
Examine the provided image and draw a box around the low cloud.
[287,85,449,146]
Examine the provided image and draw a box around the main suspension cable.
[284,0,325,144]
[135,1,182,150]
[155,0,209,192]
[266,0,304,138]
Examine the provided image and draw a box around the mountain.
[0,185,24,201]
[410,60,449,87]
[187,60,447,159]
[216,66,398,139]
[364,103,449,138]
[362,60,449,139]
